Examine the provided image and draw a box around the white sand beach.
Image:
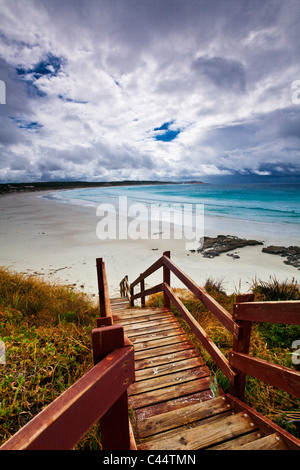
[0,190,299,300]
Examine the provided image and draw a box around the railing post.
[92,325,132,450]
[130,284,134,307]
[229,293,254,401]
[163,251,171,308]
[96,258,106,316]
[140,274,145,308]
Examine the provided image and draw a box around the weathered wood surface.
[111,301,299,450]
[233,300,300,325]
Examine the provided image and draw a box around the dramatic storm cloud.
[0,0,299,182]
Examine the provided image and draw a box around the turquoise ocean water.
[45,183,300,226]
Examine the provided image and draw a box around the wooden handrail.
[163,283,237,384]
[162,255,239,338]
[0,342,135,450]
[132,282,164,301]
[233,300,300,325]
[130,256,164,288]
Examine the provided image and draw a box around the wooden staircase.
[110,298,296,451]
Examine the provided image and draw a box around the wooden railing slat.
[233,301,300,325]
[229,351,300,399]
[132,283,164,301]
[130,257,164,288]
[162,255,240,338]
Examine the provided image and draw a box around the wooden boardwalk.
[111,298,292,451]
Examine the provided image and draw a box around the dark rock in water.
[262,245,300,270]
[195,235,263,258]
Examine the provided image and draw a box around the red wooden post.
[163,251,171,308]
[130,284,134,307]
[92,325,132,450]
[96,258,106,316]
[229,293,254,400]
[140,274,145,308]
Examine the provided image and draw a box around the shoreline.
[0,190,299,299]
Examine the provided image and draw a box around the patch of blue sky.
[153,121,181,142]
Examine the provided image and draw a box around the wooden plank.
[132,283,164,301]
[238,433,288,450]
[133,389,222,422]
[136,396,231,438]
[135,356,206,381]
[113,312,173,326]
[128,376,212,409]
[123,317,178,333]
[113,308,171,320]
[229,351,300,398]
[207,431,264,450]
[134,341,195,361]
[128,365,210,396]
[164,284,236,384]
[133,333,191,352]
[233,300,300,325]
[137,411,257,450]
[162,255,240,338]
[128,327,186,344]
[135,347,200,370]
[125,323,181,339]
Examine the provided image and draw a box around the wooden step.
[128,376,213,409]
[132,333,191,352]
[113,312,173,325]
[128,326,186,344]
[237,433,288,450]
[135,346,199,370]
[123,317,178,333]
[137,410,258,450]
[135,396,231,439]
[135,356,206,381]
[113,307,171,319]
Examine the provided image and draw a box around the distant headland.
[0,180,205,195]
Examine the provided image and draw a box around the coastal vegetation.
[0,267,299,448]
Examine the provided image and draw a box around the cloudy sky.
[0,0,300,183]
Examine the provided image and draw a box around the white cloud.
[0,0,300,182]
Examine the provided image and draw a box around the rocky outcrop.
[262,245,300,270]
[191,235,263,258]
